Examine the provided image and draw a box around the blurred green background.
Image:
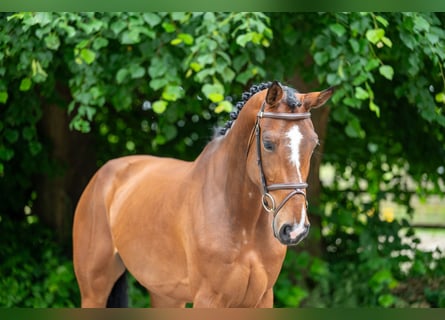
[0,12,444,307]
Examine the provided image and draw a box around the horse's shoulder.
[98,155,192,184]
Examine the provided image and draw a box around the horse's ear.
[302,87,335,111]
[265,81,284,106]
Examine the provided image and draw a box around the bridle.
[247,100,311,229]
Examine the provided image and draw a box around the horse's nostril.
[279,224,293,239]
[278,223,310,245]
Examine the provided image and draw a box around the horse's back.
[95,154,189,185]
[74,154,193,243]
[93,154,192,219]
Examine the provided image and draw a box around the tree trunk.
[288,73,331,258]
[34,85,96,247]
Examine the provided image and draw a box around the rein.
[247,101,311,221]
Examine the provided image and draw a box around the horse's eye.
[263,140,275,152]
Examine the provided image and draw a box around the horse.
[72,81,333,308]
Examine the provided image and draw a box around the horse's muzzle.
[278,223,310,246]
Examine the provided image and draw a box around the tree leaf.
[22,127,34,141]
[129,64,145,79]
[116,68,129,84]
[382,36,392,48]
[369,100,381,117]
[348,38,360,53]
[178,33,194,45]
[375,15,389,27]
[80,48,96,64]
[148,57,168,78]
[44,34,60,50]
[152,100,168,114]
[344,97,361,108]
[0,91,8,103]
[33,12,52,27]
[92,37,109,50]
[329,23,346,37]
[170,38,182,45]
[413,15,430,32]
[162,22,176,33]
[378,294,395,307]
[426,30,440,45]
[379,65,394,80]
[435,92,445,103]
[149,78,168,91]
[19,78,32,91]
[190,62,203,72]
[111,20,126,36]
[366,28,385,44]
[214,100,233,114]
[355,87,369,100]
[29,141,42,155]
[143,12,161,27]
[345,119,365,138]
[0,145,14,161]
[162,85,183,101]
[208,92,224,103]
[5,129,19,143]
[78,104,96,121]
[236,33,253,47]
[314,52,329,66]
[365,58,380,71]
[123,30,141,44]
[221,67,235,82]
[202,83,224,102]
[162,124,178,141]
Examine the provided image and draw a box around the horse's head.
[246,81,333,246]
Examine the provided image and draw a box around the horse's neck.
[192,101,264,230]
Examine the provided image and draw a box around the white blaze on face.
[286,125,303,183]
[281,124,308,241]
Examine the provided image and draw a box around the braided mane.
[216,82,272,137]
[216,81,301,137]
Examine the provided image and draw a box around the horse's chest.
[228,257,270,306]
[200,249,284,307]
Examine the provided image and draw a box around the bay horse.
[72,81,333,308]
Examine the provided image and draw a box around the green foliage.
[267,12,445,307]
[1,11,443,212]
[311,13,445,136]
[275,211,445,307]
[0,215,79,307]
[308,13,445,193]
[0,12,273,214]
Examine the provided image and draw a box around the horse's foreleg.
[255,288,274,308]
[192,285,229,308]
[193,287,274,308]
[150,292,186,308]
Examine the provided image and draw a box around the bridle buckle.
[261,193,276,213]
